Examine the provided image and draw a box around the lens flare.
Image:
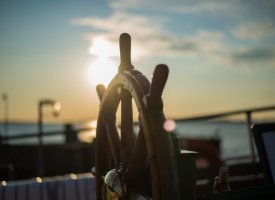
[1,181,7,186]
[35,177,42,183]
[163,119,176,132]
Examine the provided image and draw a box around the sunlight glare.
[89,37,119,57]
[77,120,97,143]
[88,56,117,86]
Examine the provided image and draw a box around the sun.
[88,56,117,86]
[88,37,119,86]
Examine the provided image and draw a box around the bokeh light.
[163,119,176,132]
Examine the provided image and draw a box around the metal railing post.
[246,111,256,163]
[37,101,44,177]
[37,99,61,177]
[2,93,9,143]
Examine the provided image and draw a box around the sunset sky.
[1,0,275,123]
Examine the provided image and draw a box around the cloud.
[167,0,275,16]
[110,0,143,11]
[166,1,239,14]
[215,46,275,68]
[72,12,163,40]
[72,0,275,68]
[72,12,225,60]
[71,12,166,58]
[232,20,275,41]
[110,0,254,15]
[231,47,275,63]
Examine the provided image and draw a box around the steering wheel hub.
[103,165,127,200]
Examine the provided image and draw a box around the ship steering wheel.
[95,33,179,200]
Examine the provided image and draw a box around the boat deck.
[1,173,96,200]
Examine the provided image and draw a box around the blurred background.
[1,0,275,122]
[1,0,275,182]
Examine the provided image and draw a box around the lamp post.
[37,99,61,177]
[2,93,9,143]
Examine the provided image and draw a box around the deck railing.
[174,105,275,162]
[1,105,275,180]
[1,105,275,199]
[0,173,96,200]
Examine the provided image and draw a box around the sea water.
[0,120,254,159]
[175,120,251,159]
[0,122,64,145]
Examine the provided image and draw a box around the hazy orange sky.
[1,0,275,123]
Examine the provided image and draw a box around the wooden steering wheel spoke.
[120,88,135,165]
[105,122,121,166]
[127,127,147,186]
[96,84,106,101]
